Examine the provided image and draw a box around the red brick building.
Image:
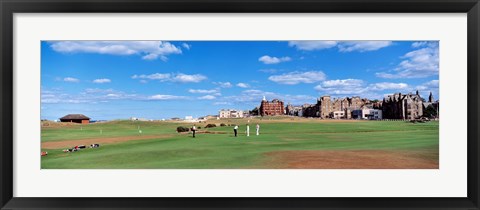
[60,114,90,124]
[260,97,285,116]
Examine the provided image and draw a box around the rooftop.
[60,114,90,120]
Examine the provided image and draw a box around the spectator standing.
[234,125,238,137]
[192,124,196,138]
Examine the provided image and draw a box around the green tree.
[250,107,259,116]
[423,105,437,118]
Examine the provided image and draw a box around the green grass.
[41,119,439,169]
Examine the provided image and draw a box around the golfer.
[192,124,196,138]
[256,124,260,136]
[234,125,238,137]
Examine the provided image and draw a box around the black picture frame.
[1,0,479,209]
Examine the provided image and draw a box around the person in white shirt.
[192,124,196,138]
[234,125,238,137]
[256,124,260,136]
[246,124,250,137]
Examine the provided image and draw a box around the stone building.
[260,96,285,116]
[382,91,424,120]
[422,92,440,119]
[301,103,318,117]
[266,91,436,120]
[301,96,369,119]
[318,96,332,118]
[299,96,334,118]
[349,96,366,110]
[286,104,303,117]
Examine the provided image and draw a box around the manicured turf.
[41,118,439,169]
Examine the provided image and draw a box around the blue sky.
[41,41,439,120]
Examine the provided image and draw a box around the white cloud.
[412,42,427,48]
[258,55,291,64]
[42,88,138,104]
[411,41,437,48]
[322,79,364,88]
[368,82,409,90]
[258,69,279,74]
[314,79,411,98]
[188,89,219,94]
[132,73,207,83]
[92,78,111,84]
[236,83,250,88]
[288,41,392,52]
[148,95,187,100]
[132,73,171,81]
[106,93,121,98]
[314,79,366,95]
[223,89,316,105]
[83,88,116,94]
[415,80,439,99]
[49,41,182,61]
[268,71,326,85]
[42,87,193,104]
[42,98,88,104]
[337,41,392,52]
[171,73,207,83]
[376,42,439,79]
[198,95,216,100]
[288,41,338,51]
[213,81,233,88]
[423,79,439,88]
[63,77,79,83]
[213,101,233,106]
[142,54,159,61]
[416,80,439,91]
[182,43,191,50]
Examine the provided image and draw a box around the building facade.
[422,92,440,119]
[301,96,369,119]
[318,96,332,118]
[264,91,436,120]
[286,104,303,117]
[382,92,424,120]
[351,107,383,120]
[332,111,345,119]
[260,97,285,116]
[219,109,245,118]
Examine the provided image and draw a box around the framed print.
[1,0,479,209]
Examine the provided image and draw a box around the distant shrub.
[220,123,226,127]
[176,126,190,132]
[205,124,216,128]
[197,127,201,129]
